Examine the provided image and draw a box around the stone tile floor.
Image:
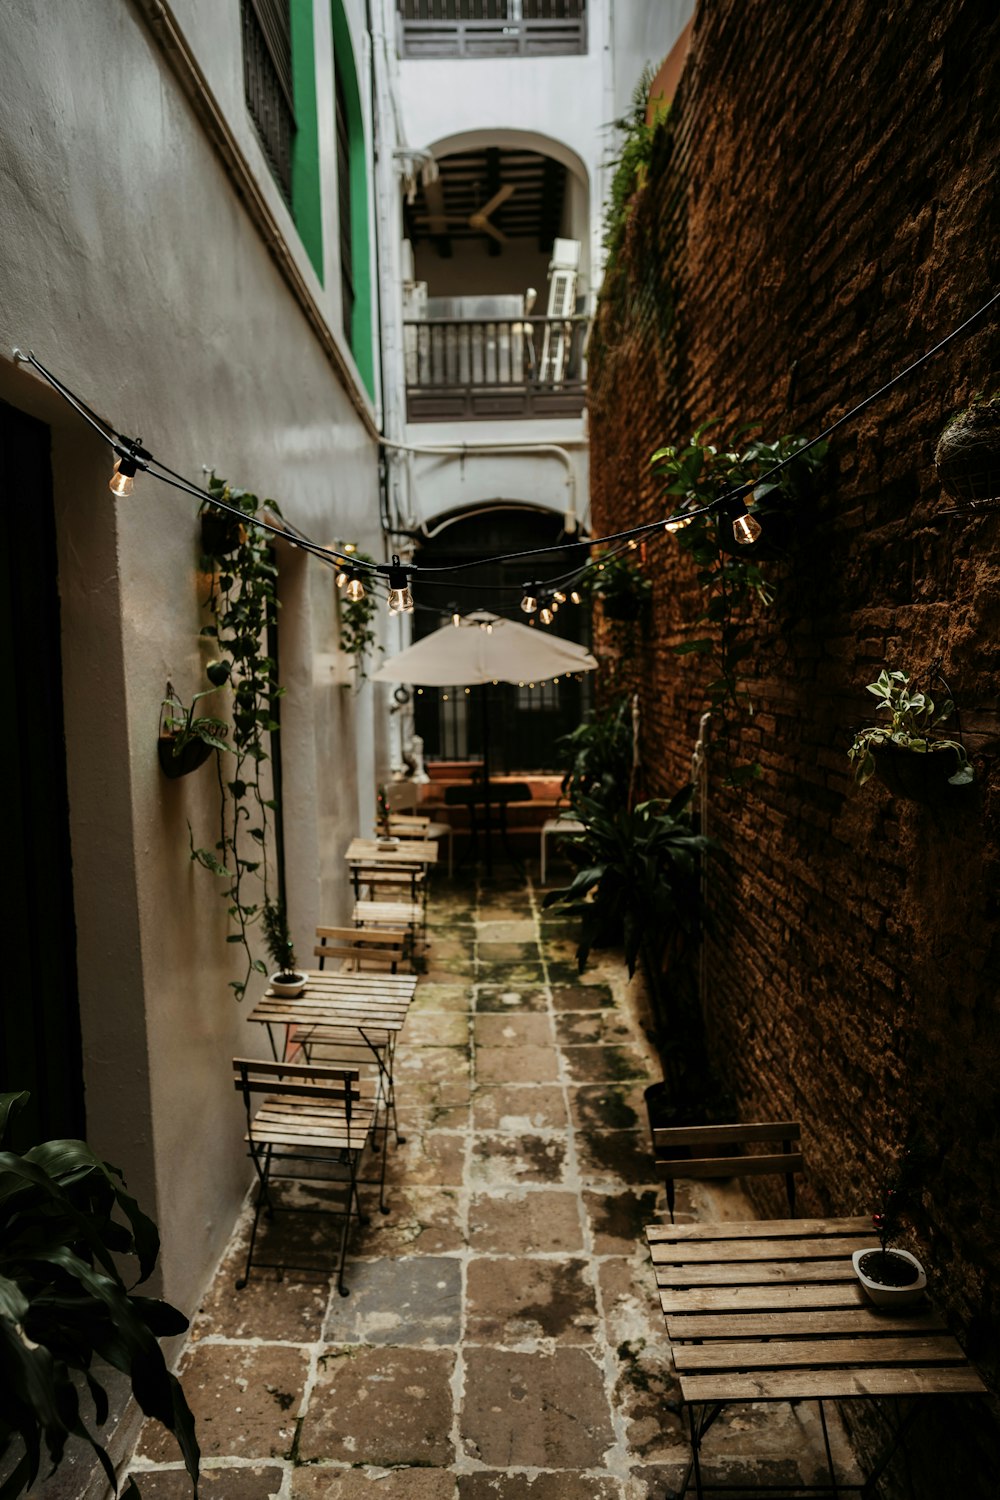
[124,870,859,1498]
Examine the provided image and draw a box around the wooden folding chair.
[652,1119,804,1222]
[232,1058,376,1296]
[314,925,410,973]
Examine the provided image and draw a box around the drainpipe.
[378,434,587,537]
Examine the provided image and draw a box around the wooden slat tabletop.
[346,837,439,864]
[644,1217,986,1403]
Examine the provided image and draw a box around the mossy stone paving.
[124,866,861,1497]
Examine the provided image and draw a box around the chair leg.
[236,1145,273,1290]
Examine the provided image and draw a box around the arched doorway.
[412,503,591,772]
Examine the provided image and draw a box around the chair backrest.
[233,1057,361,1109]
[385,781,419,814]
[652,1120,804,1219]
[385,815,431,837]
[314,925,408,972]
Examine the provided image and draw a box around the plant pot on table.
[269,970,307,997]
[852,1247,927,1307]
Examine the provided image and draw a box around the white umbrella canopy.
[371,612,598,687]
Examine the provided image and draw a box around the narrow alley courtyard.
[125,873,857,1499]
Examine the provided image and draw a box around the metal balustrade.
[404,316,588,420]
[397,1,587,58]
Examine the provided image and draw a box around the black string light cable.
[13,286,998,601]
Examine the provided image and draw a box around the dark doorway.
[0,400,85,1150]
[412,506,590,771]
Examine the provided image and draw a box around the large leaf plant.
[0,1092,199,1498]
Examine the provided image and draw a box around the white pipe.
[378,434,586,531]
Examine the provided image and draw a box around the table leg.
[817,1399,840,1497]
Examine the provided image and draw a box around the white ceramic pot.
[852,1247,927,1307]
[269,971,307,997]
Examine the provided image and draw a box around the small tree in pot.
[852,1149,927,1307]
[262,901,306,996]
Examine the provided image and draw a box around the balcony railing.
[404,316,588,420]
[398,2,587,59]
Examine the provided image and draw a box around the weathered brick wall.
[589,0,1000,1485]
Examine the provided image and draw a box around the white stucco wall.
[0,0,388,1314]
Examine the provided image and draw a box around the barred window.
[241,0,296,206]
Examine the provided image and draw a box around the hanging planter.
[934,393,1000,506]
[847,668,974,800]
[200,505,247,559]
[158,684,230,780]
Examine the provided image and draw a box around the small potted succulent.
[847,668,974,801]
[263,900,307,996]
[852,1154,927,1307]
[158,683,231,779]
[934,390,1000,505]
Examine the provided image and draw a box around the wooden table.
[346,837,439,865]
[248,971,418,1206]
[645,1216,986,1497]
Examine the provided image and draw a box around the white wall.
[0,0,386,1314]
[611,0,695,117]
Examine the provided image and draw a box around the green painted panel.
[291,0,324,281]
[330,0,375,397]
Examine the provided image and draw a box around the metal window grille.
[335,64,355,343]
[241,0,296,207]
[398,1,586,57]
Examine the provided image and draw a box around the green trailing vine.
[338,547,380,683]
[189,475,284,999]
[602,65,667,270]
[651,425,828,783]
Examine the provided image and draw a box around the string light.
[539,605,554,625]
[387,555,414,614]
[520,586,538,614]
[570,591,582,605]
[552,591,566,604]
[732,506,763,546]
[345,569,367,602]
[336,567,349,588]
[664,515,694,533]
[109,441,149,497]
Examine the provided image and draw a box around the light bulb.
[552,591,566,604]
[343,542,356,554]
[732,509,763,546]
[386,556,414,614]
[336,568,349,588]
[388,586,414,614]
[521,592,538,614]
[452,612,461,627]
[664,514,694,533]
[345,575,366,602]
[539,606,554,625]
[570,591,581,605]
[109,455,136,497]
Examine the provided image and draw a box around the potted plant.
[262,900,307,996]
[158,684,231,779]
[934,390,1000,505]
[847,668,974,800]
[0,1090,199,1498]
[852,1155,927,1308]
[199,499,247,560]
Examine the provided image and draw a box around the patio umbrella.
[372,612,598,872]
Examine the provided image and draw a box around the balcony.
[398,1,587,59]
[404,314,588,420]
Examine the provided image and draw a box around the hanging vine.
[189,475,283,999]
[338,547,381,683]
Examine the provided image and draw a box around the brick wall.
[589,0,1000,1486]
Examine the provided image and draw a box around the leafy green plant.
[847,669,974,787]
[338,549,380,683]
[602,65,667,269]
[543,789,715,1045]
[159,685,231,766]
[577,549,653,623]
[651,425,828,782]
[0,1091,199,1499]
[189,474,283,999]
[262,900,300,981]
[556,698,634,813]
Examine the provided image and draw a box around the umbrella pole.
[480,683,493,878]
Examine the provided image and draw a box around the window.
[335,62,354,346]
[241,0,324,279]
[241,0,296,206]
